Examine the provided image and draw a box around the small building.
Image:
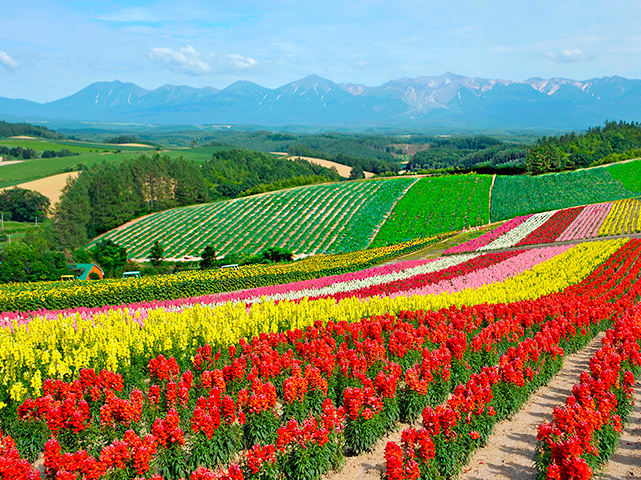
[76,263,104,280]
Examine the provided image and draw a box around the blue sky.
[1,0,640,102]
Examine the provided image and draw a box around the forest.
[525,121,641,174]
[203,148,341,199]
[406,136,528,173]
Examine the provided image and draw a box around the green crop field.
[606,158,641,194]
[87,178,418,259]
[370,174,492,247]
[491,167,640,221]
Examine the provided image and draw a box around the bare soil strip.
[459,333,605,480]
[488,173,496,223]
[598,378,641,479]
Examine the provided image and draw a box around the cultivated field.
[88,178,418,259]
[0,171,79,203]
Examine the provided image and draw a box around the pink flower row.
[556,202,613,242]
[389,244,573,299]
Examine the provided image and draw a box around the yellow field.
[0,171,79,204]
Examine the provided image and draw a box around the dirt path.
[488,174,496,224]
[598,377,641,479]
[323,417,421,480]
[459,333,605,480]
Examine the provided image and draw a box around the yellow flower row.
[599,198,641,236]
[0,239,625,403]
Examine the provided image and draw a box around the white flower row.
[480,211,557,250]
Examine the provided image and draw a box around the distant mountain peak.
[1,72,640,129]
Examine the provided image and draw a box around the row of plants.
[597,198,641,236]
[556,203,613,242]
[0,235,446,314]
[384,238,641,479]
[0,239,622,406]
[535,304,641,479]
[87,178,417,259]
[448,199,641,254]
[371,174,493,247]
[515,206,584,246]
[1,238,638,479]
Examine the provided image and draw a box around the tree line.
[203,148,341,199]
[406,136,528,173]
[0,121,64,140]
[525,121,641,174]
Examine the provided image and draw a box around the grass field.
[0,143,236,188]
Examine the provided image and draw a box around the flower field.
[1,233,638,479]
[371,174,493,247]
[446,198,641,254]
[87,178,418,259]
[0,236,447,314]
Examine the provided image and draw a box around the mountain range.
[1,72,640,129]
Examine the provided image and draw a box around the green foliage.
[243,247,293,265]
[104,135,143,144]
[93,240,128,276]
[41,149,79,158]
[54,153,209,248]
[199,245,217,270]
[372,175,492,246]
[0,120,64,140]
[149,240,164,267]
[0,187,50,222]
[527,120,641,174]
[491,169,639,221]
[0,242,70,283]
[407,136,528,172]
[0,146,38,160]
[202,149,341,200]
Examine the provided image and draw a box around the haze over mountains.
[1,73,639,130]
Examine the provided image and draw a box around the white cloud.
[148,46,257,75]
[546,48,595,63]
[149,45,213,75]
[228,54,258,69]
[0,50,17,71]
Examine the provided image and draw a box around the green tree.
[0,242,70,283]
[93,240,127,277]
[55,175,91,249]
[149,240,164,267]
[199,245,217,270]
[0,188,50,222]
[349,164,365,180]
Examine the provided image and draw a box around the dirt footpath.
[598,378,641,479]
[459,335,605,480]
